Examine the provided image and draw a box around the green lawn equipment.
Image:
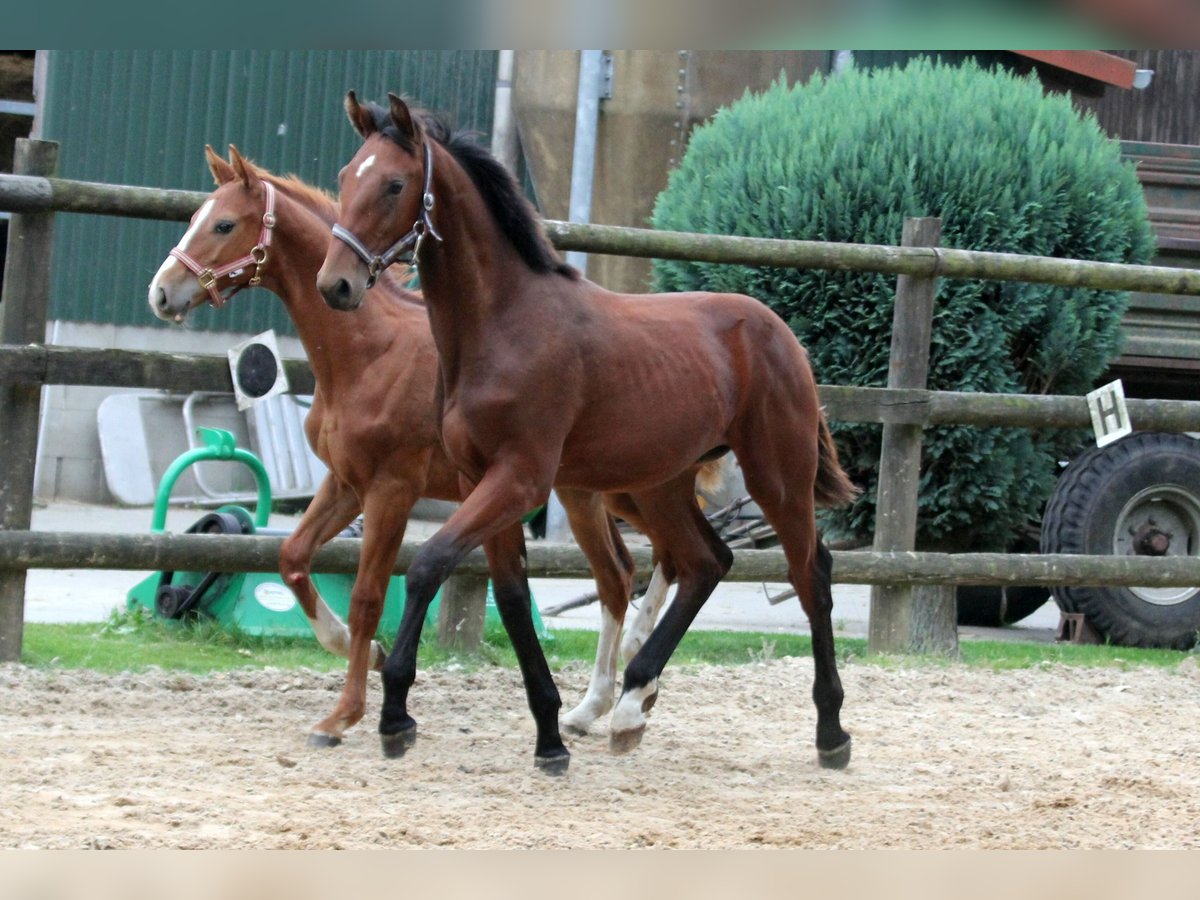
[126,427,547,640]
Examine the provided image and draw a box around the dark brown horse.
[317,94,859,773]
[147,146,718,748]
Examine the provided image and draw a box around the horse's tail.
[695,452,735,501]
[814,409,859,508]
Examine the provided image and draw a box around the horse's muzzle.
[316,270,364,312]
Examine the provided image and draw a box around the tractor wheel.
[1040,432,1200,649]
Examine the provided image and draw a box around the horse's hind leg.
[602,493,674,666]
[308,476,420,747]
[556,488,635,735]
[621,563,671,664]
[736,443,851,770]
[609,476,731,753]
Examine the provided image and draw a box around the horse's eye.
[215,220,235,234]
[387,179,405,195]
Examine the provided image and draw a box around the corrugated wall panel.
[41,50,497,334]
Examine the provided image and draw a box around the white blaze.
[149,198,215,292]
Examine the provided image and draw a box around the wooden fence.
[3,138,1200,662]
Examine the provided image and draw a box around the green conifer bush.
[651,58,1155,551]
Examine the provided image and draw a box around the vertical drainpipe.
[547,49,607,542]
[564,49,607,276]
[30,50,54,499]
[491,50,520,173]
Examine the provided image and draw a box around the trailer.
[1036,141,1200,649]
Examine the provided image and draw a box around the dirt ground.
[3,655,1200,850]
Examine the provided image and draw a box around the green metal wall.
[41,50,498,334]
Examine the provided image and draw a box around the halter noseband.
[330,140,442,289]
[169,180,277,308]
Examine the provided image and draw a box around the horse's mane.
[367,100,577,281]
[252,167,340,227]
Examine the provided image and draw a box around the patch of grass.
[958,638,1186,671]
[18,607,1190,674]
[21,606,344,674]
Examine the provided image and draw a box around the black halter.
[330,140,443,289]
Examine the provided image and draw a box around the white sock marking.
[611,679,658,736]
[313,596,351,658]
[562,605,620,732]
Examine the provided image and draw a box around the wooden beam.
[0,140,57,662]
[1012,50,1137,89]
[1,530,1199,588]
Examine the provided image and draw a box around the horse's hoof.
[609,724,645,755]
[380,727,417,759]
[534,749,571,776]
[306,732,342,749]
[818,737,852,770]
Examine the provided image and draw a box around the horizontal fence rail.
[0,344,317,395]
[3,164,1200,661]
[544,220,1200,296]
[2,532,1199,588]
[4,173,1200,296]
[2,345,1199,432]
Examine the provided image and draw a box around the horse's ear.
[387,93,420,145]
[206,144,236,186]
[345,90,376,139]
[227,144,257,188]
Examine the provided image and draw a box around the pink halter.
[170,181,277,308]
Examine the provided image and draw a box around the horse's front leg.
[378,459,568,772]
[482,521,569,773]
[280,475,364,657]
[279,474,378,741]
[308,478,419,747]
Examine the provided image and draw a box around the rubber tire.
[1040,432,1200,650]
[956,584,1051,627]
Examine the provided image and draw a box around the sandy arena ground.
[4,654,1200,850]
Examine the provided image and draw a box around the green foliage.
[651,58,1155,550]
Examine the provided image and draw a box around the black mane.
[365,100,577,280]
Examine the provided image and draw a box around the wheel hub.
[1115,486,1200,606]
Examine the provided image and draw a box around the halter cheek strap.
[170,181,277,308]
[331,141,443,289]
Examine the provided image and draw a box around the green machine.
[127,427,547,640]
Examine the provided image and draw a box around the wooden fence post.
[868,217,958,656]
[0,139,58,662]
[436,574,488,651]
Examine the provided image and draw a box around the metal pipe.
[564,50,606,276]
[549,50,608,542]
[490,50,520,174]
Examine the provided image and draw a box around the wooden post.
[868,217,958,657]
[0,139,58,662]
[436,574,488,651]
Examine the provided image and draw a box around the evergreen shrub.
[651,58,1155,551]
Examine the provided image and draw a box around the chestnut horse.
[317,94,859,773]
[147,146,720,747]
